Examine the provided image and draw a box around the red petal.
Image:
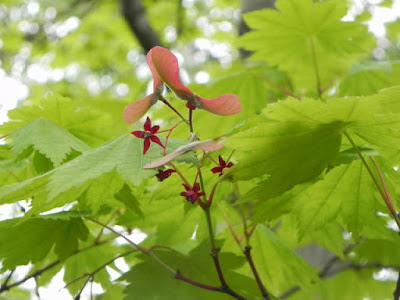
[182,183,191,191]
[164,169,176,175]
[196,192,205,198]
[195,94,241,116]
[227,162,234,168]
[192,183,200,192]
[143,138,151,154]
[132,131,144,138]
[144,117,152,131]
[150,46,194,100]
[211,166,223,174]
[147,48,164,93]
[123,94,156,124]
[218,155,225,167]
[149,135,164,148]
[150,125,160,134]
[180,192,187,197]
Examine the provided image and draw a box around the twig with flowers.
[122,46,273,299]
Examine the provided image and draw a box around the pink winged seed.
[124,46,241,125]
[150,47,241,116]
[150,46,193,99]
[123,94,155,124]
[196,94,241,116]
[146,48,164,92]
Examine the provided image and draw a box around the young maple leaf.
[155,169,176,181]
[211,155,234,176]
[180,183,205,204]
[131,117,164,154]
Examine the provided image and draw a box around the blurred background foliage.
[2,0,400,299]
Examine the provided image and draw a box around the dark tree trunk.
[120,0,163,53]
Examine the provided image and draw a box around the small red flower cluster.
[155,169,176,181]
[211,155,234,176]
[127,47,237,205]
[180,183,205,204]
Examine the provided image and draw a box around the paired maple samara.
[123,46,242,124]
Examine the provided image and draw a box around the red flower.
[155,169,176,181]
[123,46,242,124]
[211,156,234,176]
[132,117,164,154]
[180,183,205,204]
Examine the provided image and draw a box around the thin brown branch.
[159,96,189,125]
[203,207,247,300]
[0,261,60,293]
[74,275,92,300]
[343,131,385,200]
[244,246,271,300]
[370,157,400,229]
[94,211,118,244]
[87,218,247,299]
[0,238,114,294]
[0,269,15,291]
[85,217,176,274]
[64,249,137,290]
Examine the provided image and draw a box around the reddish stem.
[159,120,184,156]
[244,246,271,300]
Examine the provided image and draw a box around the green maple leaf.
[292,269,393,300]
[249,226,318,295]
[0,212,88,269]
[0,289,31,300]
[0,172,52,206]
[46,134,163,199]
[0,94,111,146]
[239,0,373,91]
[227,90,400,201]
[338,61,400,96]
[293,161,377,238]
[7,118,90,166]
[0,133,196,215]
[226,121,343,198]
[353,237,400,266]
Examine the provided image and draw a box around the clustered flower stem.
[244,246,271,300]
[240,213,271,300]
[203,207,247,300]
[189,106,194,133]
